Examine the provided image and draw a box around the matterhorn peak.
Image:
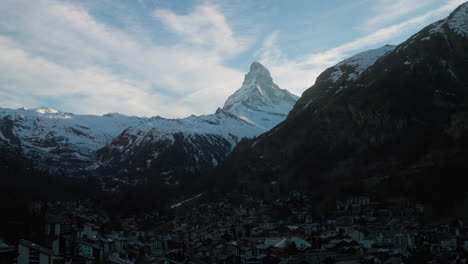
[222,61,298,129]
[243,61,273,85]
[249,61,270,75]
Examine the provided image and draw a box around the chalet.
[240,255,260,264]
[344,229,365,242]
[76,239,102,262]
[304,223,321,236]
[393,233,413,251]
[0,239,17,264]
[108,252,134,264]
[17,240,54,264]
[107,233,128,252]
[44,214,62,237]
[440,236,457,250]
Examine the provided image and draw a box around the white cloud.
[257,0,465,96]
[358,0,436,31]
[0,0,464,116]
[254,31,281,63]
[0,35,163,116]
[0,0,247,117]
[153,3,248,55]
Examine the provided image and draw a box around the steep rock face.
[215,3,468,209]
[223,62,298,129]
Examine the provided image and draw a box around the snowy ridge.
[329,45,396,83]
[429,2,468,38]
[0,106,263,168]
[0,62,298,177]
[448,2,468,37]
[34,107,60,114]
[0,107,149,163]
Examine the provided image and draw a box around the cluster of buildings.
[1,194,468,264]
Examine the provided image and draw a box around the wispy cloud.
[257,0,465,96]
[357,0,437,31]
[153,3,248,55]
[0,0,464,116]
[0,0,248,117]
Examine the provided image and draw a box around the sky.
[0,0,465,118]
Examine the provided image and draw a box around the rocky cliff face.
[223,62,298,129]
[214,3,468,210]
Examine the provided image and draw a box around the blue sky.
[0,0,465,117]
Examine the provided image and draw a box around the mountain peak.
[33,107,60,114]
[222,62,298,129]
[447,1,468,37]
[223,62,297,110]
[243,61,273,87]
[249,61,270,75]
[428,2,468,38]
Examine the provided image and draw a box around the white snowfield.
[0,107,149,160]
[0,62,298,167]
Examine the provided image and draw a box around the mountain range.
[1,2,467,212]
[0,62,298,188]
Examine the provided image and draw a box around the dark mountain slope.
[214,3,468,212]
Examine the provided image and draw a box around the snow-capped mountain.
[0,62,298,185]
[0,107,149,172]
[223,62,298,129]
[96,62,298,185]
[214,2,468,206]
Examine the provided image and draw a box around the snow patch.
[328,45,396,84]
[329,67,343,82]
[170,193,203,208]
[448,3,468,37]
[34,107,60,114]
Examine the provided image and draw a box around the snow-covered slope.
[448,2,468,37]
[0,62,298,184]
[328,45,396,83]
[291,44,397,115]
[0,107,149,171]
[428,2,468,38]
